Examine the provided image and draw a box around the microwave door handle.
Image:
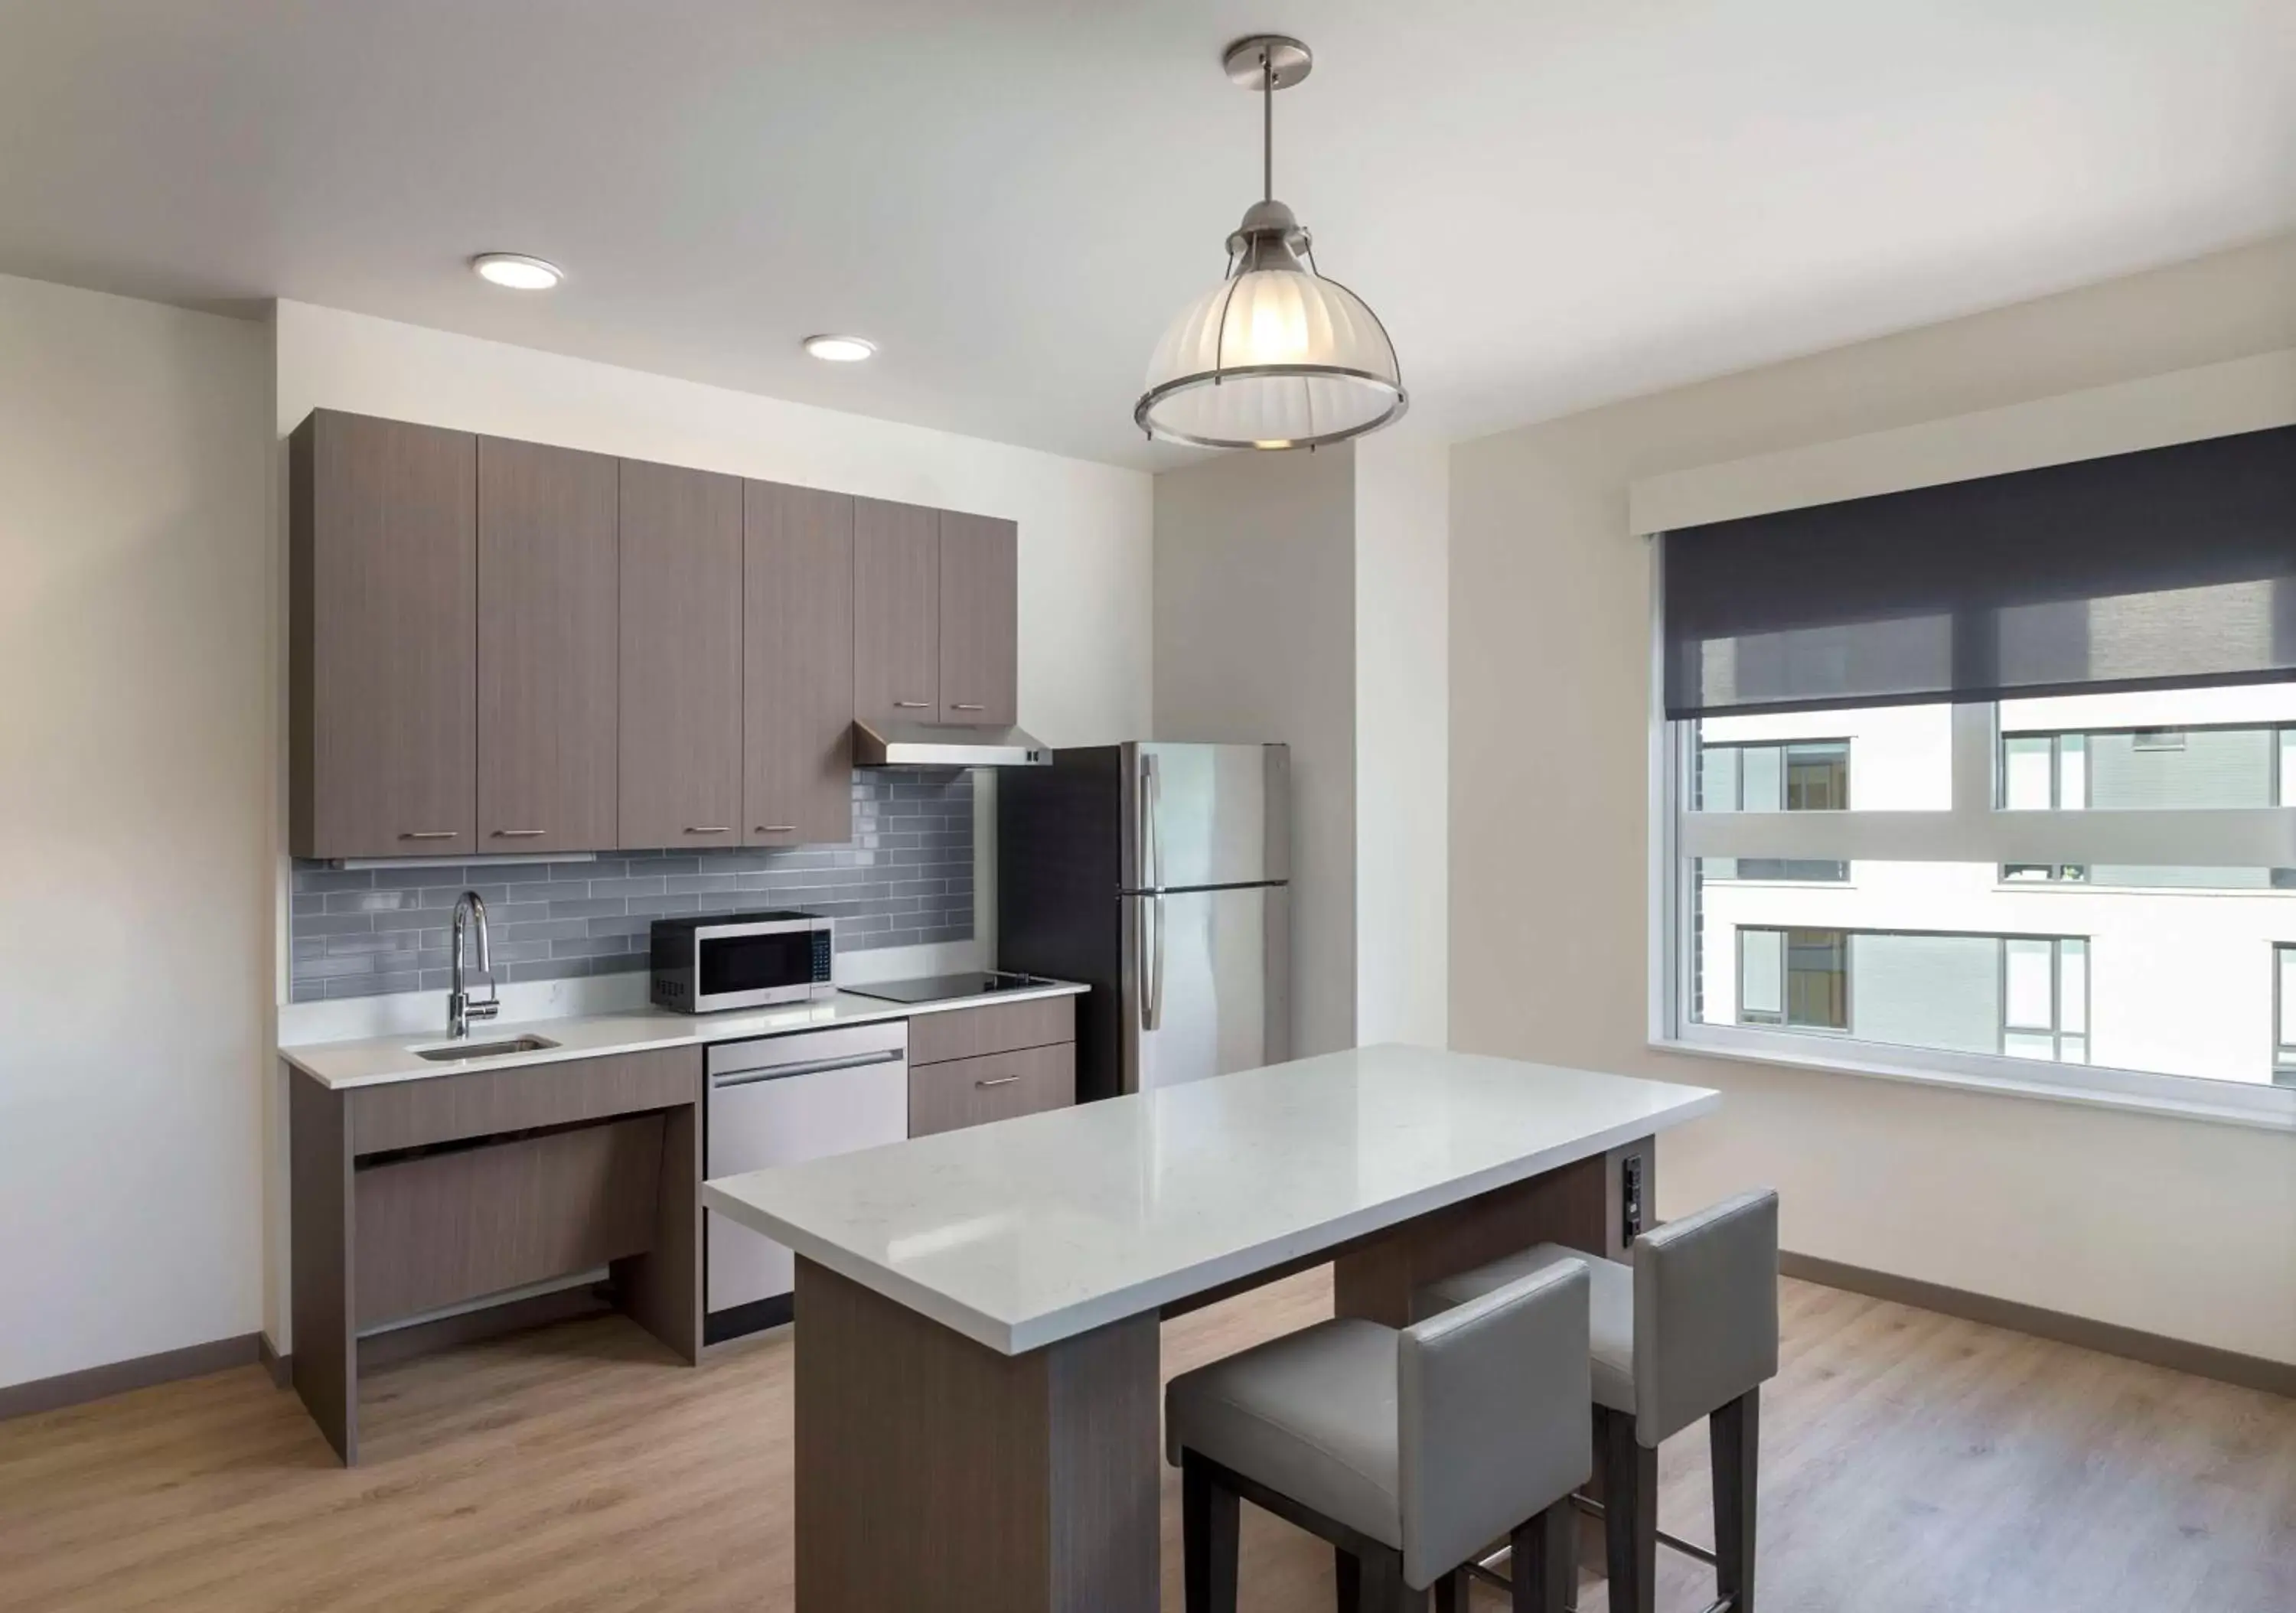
[709,1049,905,1088]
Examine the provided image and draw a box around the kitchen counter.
[704,1044,1720,1354]
[279,979,1088,1090]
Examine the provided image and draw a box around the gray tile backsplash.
[289,769,973,1002]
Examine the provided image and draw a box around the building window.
[1697,737,1851,882]
[1698,738,1850,812]
[1737,927,1848,1029]
[1676,686,2296,1093]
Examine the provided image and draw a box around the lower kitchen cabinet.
[289,1046,703,1466]
[908,1042,1075,1137]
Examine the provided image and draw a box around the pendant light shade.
[1135,37,1405,451]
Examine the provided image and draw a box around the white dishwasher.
[704,1018,908,1344]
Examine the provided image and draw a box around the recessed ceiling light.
[804,334,876,363]
[471,253,563,290]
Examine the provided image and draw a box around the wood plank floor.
[1,1272,2289,1611]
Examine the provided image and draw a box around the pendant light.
[1135,35,1405,451]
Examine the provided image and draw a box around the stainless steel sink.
[410,1035,559,1062]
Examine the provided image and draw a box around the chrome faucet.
[448,890,499,1038]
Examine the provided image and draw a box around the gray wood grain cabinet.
[852,497,941,728]
[476,438,620,853]
[745,481,855,846]
[937,511,1018,727]
[289,409,478,859]
[618,459,745,849]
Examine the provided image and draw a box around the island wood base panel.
[793,1257,1160,1613]
[786,1135,1655,1611]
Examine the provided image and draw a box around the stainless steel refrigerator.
[999,742,1290,1101]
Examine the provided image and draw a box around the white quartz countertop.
[279,980,1088,1090]
[702,1044,1720,1355]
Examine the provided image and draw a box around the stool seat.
[1419,1243,1635,1416]
[1166,1259,1593,1609]
[1166,1318,1402,1550]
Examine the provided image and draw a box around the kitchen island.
[703,1042,1719,1613]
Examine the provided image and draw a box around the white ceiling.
[3,2,2291,469]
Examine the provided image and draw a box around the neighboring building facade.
[1693,688,2296,1087]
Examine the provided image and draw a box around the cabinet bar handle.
[951,703,985,712]
[893,700,931,709]
[400,830,458,840]
[975,1075,1021,1088]
[493,829,547,838]
[684,826,732,835]
[757,824,797,834]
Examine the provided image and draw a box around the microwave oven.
[650,910,834,1013]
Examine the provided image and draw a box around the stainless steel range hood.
[852,719,1052,767]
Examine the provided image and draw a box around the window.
[1674,693,2296,1098]
[1658,422,2296,1119]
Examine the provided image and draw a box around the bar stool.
[1167,1260,1593,1612]
[1414,1188,1780,1613]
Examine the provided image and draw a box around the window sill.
[1650,1029,2296,1134]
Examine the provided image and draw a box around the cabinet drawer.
[350,1046,702,1155]
[353,1114,664,1328]
[908,1044,1075,1138]
[907,995,1075,1067]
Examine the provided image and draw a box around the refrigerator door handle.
[1140,751,1163,892]
[1140,891,1165,1032]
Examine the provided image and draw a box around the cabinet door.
[477,438,619,852]
[745,482,854,846]
[290,410,477,859]
[937,511,1017,727]
[851,497,940,728]
[618,460,743,849]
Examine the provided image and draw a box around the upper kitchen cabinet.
[290,409,478,859]
[476,438,620,853]
[745,482,855,846]
[618,461,744,849]
[852,497,941,728]
[937,512,1018,727]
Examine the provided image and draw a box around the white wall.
[0,274,272,1388]
[266,298,1155,1348]
[1451,234,2296,1366]
[1353,433,1450,1047]
[1154,446,1359,1057]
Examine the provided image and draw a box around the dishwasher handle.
[709,1048,905,1090]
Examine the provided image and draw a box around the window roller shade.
[1661,423,2296,719]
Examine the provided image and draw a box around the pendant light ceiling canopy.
[1135,36,1406,452]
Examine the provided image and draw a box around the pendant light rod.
[1263,47,1274,202]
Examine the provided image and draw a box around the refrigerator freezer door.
[1122,884,1290,1092]
[1122,742,1290,893]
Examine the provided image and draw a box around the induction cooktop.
[841,970,1062,1005]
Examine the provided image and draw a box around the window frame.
[2275,943,2296,1088]
[1647,568,2296,1132]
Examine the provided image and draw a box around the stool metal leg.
[1354,1544,1409,1613]
[1599,1406,1658,1613]
[1711,1387,1760,1613]
[1432,1566,1469,1612]
[1182,1450,1240,1613]
[1511,1497,1575,1613]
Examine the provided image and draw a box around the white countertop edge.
[701,1087,1722,1355]
[281,980,1089,1090]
